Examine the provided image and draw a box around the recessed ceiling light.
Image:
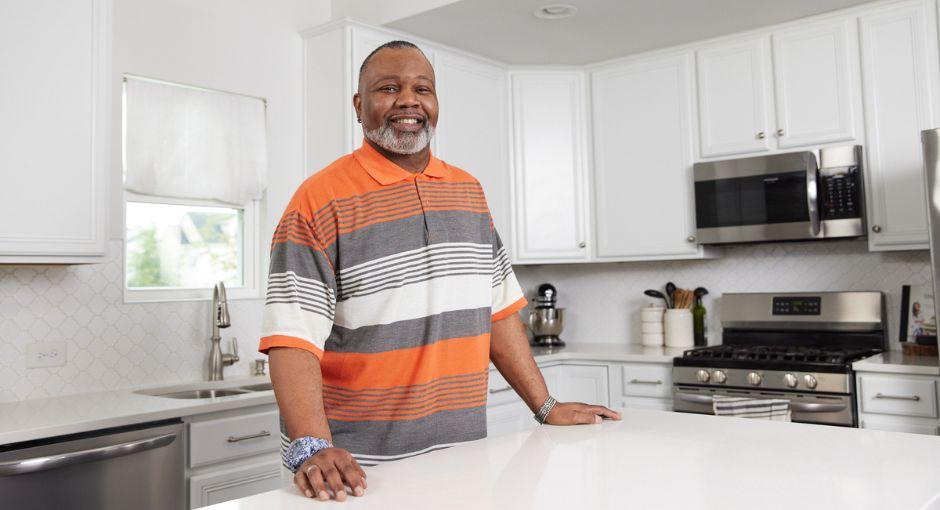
[534,4,578,20]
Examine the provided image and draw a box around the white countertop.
[0,343,675,445]
[852,352,940,376]
[202,408,940,510]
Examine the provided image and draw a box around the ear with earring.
[357,117,361,124]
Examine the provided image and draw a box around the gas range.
[672,292,886,427]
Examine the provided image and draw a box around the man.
[259,40,620,502]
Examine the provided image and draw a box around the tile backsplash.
[0,241,264,403]
[0,238,932,402]
[515,240,932,352]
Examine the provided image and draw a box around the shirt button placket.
[414,178,432,245]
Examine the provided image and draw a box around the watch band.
[534,395,557,424]
[284,436,333,472]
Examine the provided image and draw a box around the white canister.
[641,305,666,323]
[641,321,664,334]
[641,332,664,347]
[663,309,694,348]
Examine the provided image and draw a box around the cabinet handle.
[630,379,663,385]
[874,393,920,402]
[776,128,785,136]
[757,132,766,140]
[871,225,882,233]
[686,236,696,243]
[578,241,586,248]
[488,386,513,394]
[227,430,271,442]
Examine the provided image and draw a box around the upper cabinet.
[695,18,862,159]
[771,19,861,149]
[509,71,591,262]
[696,37,772,158]
[0,0,110,263]
[859,0,939,251]
[591,52,705,260]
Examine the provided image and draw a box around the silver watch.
[533,395,557,424]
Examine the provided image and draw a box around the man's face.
[354,47,438,155]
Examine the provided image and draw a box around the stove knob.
[783,373,798,388]
[747,372,762,386]
[803,374,818,389]
[696,369,710,383]
[713,370,727,384]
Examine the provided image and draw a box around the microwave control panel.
[820,167,861,220]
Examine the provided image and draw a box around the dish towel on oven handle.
[712,395,791,422]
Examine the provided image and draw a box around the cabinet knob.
[871,225,882,233]
[687,235,696,243]
[776,128,785,136]
[756,132,766,139]
[578,241,586,248]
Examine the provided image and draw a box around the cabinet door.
[771,18,861,148]
[591,53,700,259]
[189,457,281,509]
[554,364,609,406]
[486,401,536,437]
[696,37,772,157]
[510,72,590,261]
[349,28,437,154]
[435,52,512,253]
[859,1,938,250]
[860,417,940,435]
[0,0,109,261]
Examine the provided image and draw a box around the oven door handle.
[677,393,715,404]
[788,402,847,413]
[0,433,177,477]
[806,158,821,237]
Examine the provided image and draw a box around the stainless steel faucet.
[208,282,239,380]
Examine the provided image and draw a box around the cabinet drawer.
[859,376,937,418]
[487,369,520,407]
[621,364,672,398]
[190,410,280,468]
[860,418,939,436]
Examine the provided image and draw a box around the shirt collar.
[353,141,449,185]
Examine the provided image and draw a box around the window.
[123,193,260,302]
[122,75,267,302]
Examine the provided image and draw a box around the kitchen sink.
[153,389,249,399]
[238,383,273,392]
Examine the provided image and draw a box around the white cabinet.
[859,0,939,251]
[434,52,512,251]
[189,457,281,509]
[693,17,861,159]
[609,362,674,411]
[771,18,861,148]
[0,0,110,263]
[550,364,609,406]
[856,372,940,436]
[185,404,283,509]
[591,53,704,260]
[509,71,591,262]
[696,37,772,157]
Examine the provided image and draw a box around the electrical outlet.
[26,341,67,368]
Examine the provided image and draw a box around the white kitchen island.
[202,408,940,510]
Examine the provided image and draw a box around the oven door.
[693,150,820,244]
[673,385,855,427]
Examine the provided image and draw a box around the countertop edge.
[852,353,940,377]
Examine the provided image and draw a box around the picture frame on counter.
[899,284,937,346]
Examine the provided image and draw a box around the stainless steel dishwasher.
[0,419,184,510]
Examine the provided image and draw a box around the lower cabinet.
[185,404,283,509]
[856,372,940,436]
[609,362,674,411]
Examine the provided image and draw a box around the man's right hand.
[293,447,367,501]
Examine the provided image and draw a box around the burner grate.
[683,345,876,366]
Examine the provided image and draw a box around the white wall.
[515,240,931,351]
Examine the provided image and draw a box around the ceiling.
[386,0,876,65]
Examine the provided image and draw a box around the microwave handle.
[806,164,821,237]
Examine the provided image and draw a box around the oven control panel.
[772,296,821,315]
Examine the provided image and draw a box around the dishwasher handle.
[0,432,177,477]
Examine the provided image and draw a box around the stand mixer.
[527,283,565,347]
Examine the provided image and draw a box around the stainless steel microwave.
[692,145,866,245]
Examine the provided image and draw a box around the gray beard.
[364,121,435,155]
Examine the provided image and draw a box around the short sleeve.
[258,202,337,360]
[491,227,527,322]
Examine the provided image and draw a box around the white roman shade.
[124,77,268,205]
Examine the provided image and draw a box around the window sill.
[123,286,262,304]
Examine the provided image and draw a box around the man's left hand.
[545,402,621,425]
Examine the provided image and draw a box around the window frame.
[122,191,262,303]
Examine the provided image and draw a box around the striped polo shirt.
[259,141,526,467]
